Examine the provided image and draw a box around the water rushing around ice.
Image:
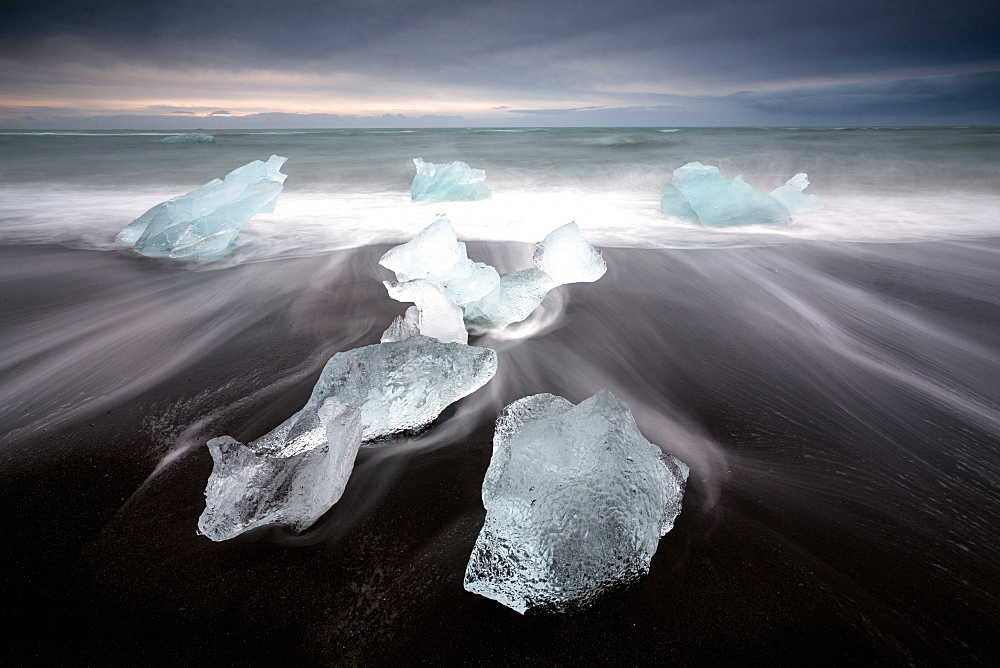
[1,127,997,261]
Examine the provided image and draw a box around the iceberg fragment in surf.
[116,155,287,261]
[160,133,215,144]
[411,158,491,201]
[380,217,606,336]
[199,336,498,540]
[660,161,820,226]
[464,390,689,613]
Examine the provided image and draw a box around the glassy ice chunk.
[462,268,556,332]
[116,155,287,260]
[411,158,491,202]
[464,224,604,332]
[465,390,689,613]
[198,399,362,541]
[532,222,607,284]
[200,337,497,540]
[380,217,500,306]
[160,133,215,143]
[285,336,496,443]
[382,217,605,335]
[660,161,820,227]
[380,217,464,281]
[383,280,468,344]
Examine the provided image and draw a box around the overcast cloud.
[2,0,997,127]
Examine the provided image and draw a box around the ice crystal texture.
[660,161,820,226]
[464,390,689,613]
[116,155,287,260]
[411,158,491,201]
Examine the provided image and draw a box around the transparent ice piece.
[382,218,605,335]
[660,161,820,226]
[379,217,499,306]
[464,390,689,613]
[116,155,287,260]
[198,399,362,541]
[411,158,491,202]
[278,335,496,443]
[200,336,498,540]
[462,268,556,333]
[383,280,469,344]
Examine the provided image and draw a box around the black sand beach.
[2,240,998,664]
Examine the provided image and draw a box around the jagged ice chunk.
[660,161,820,227]
[200,336,498,540]
[116,155,287,260]
[463,223,605,332]
[462,268,556,333]
[199,399,362,541]
[464,390,689,613]
[383,280,468,344]
[532,222,607,285]
[381,306,421,343]
[380,217,500,306]
[381,219,606,336]
[411,158,491,201]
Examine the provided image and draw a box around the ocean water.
[1,127,998,663]
[2,127,998,257]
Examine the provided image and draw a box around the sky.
[1,0,997,128]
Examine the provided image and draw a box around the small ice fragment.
[116,155,287,261]
[770,172,821,213]
[532,222,607,284]
[660,161,820,227]
[411,158,491,201]
[160,133,215,143]
[383,280,469,344]
[198,399,362,541]
[381,306,421,343]
[464,390,689,613]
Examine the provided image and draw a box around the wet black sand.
[2,241,998,664]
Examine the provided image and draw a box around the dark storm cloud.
[728,71,1000,123]
[500,72,1000,126]
[4,0,998,90]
